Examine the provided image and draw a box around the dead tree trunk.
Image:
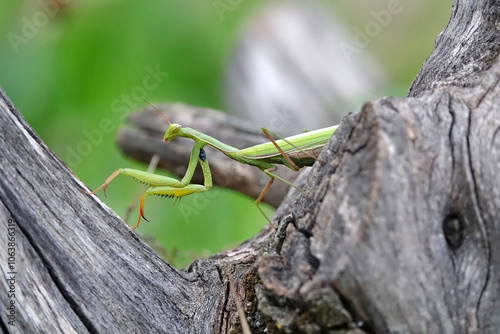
[0,0,499,333]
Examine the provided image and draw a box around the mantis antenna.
[143,99,171,125]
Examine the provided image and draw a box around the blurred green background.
[0,0,452,267]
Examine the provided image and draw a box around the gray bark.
[259,65,500,332]
[1,0,499,333]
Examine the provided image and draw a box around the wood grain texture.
[0,90,265,333]
[408,0,500,97]
[1,0,499,333]
[259,68,500,331]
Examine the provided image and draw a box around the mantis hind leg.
[263,168,307,196]
[256,167,308,229]
[255,172,276,229]
[261,128,325,167]
[261,129,300,171]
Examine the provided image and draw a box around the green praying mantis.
[87,105,338,229]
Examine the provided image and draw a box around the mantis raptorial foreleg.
[88,142,212,229]
[124,154,160,224]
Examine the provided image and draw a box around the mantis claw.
[133,193,149,230]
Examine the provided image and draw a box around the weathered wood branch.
[408,0,500,97]
[258,65,500,332]
[255,1,500,331]
[1,0,499,333]
[0,88,260,333]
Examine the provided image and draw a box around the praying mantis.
[87,105,338,229]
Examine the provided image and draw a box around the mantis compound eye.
[164,124,182,142]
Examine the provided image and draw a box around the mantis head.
[142,100,182,143]
[163,123,182,143]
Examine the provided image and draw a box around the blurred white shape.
[225,1,387,134]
